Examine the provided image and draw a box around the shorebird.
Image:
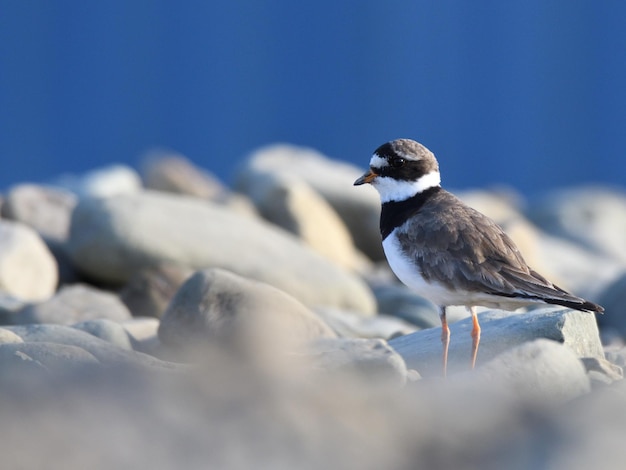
[354,138,604,375]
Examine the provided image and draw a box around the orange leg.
[439,306,450,377]
[469,306,481,369]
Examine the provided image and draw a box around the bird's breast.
[382,230,446,301]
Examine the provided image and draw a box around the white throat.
[373,170,441,203]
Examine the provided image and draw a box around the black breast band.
[380,186,441,240]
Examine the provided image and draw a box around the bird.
[354,138,603,376]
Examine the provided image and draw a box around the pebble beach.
[1,144,626,469]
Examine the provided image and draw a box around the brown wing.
[396,190,602,312]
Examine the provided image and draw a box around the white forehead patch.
[372,171,441,203]
[369,154,388,169]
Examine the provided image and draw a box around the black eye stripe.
[378,158,436,181]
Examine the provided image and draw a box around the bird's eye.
[391,157,405,168]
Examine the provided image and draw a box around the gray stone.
[142,149,259,217]
[1,184,77,243]
[72,319,133,350]
[0,293,29,324]
[1,184,81,285]
[66,190,376,313]
[527,186,626,264]
[389,307,603,377]
[0,342,100,373]
[550,379,626,470]
[0,220,58,301]
[235,143,384,260]
[159,269,337,359]
[15,284,132,325]
[466,339,591,403]
[141,149,229,200]
[6,323,179,370]
[372,284,440,329]
[0,327,23,344]
[372,283,471,329]
[120,317,160,354]
[314,307,417,339]
[238,174,369,271]
[52,164,143,198]
[605,345,626,369]
[0,333,623,470]
[119,263,194,318]
[308,337,408,386]
[580,357,623,386]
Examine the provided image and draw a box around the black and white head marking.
[366,139,441,203]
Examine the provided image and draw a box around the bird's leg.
[439,306,450,377]
[468,306,481,369]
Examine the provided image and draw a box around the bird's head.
[354,139,441,203]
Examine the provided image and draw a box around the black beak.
[354,169,377,186]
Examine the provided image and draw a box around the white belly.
[382,232,451,305]
[382,231,534,310]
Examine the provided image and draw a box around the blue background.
[1,1,625,194]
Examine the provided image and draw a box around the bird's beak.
[354,169,377,186]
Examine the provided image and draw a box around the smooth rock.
[67,190,376,313]
[0,293,29,324]
[141,149,229,200]
[372,283,472,328]
[72,319,133,350]
[15,284,132,325]
[6,324,179,370]
[580,357,623,386]
[0,328,23,344]
[466,339,591,403]
[389,307,603,377]
[0,335,624,470]
[120,317,160,354]
[551,379,626,470]
[0,342,100,373]
[372,284,439,329]
[53,164,142,198]
[238,174,368,271]
[605,345,626,369]
[0,220,58,301]
[235,143,384,260]
[1,184,77,242]
[119,263,194,318]
[159,269,337,359]
[1,184,81,285]
[308,337,408,386]
[314,307,417,339]
[527,186,626,264]
[142,149,259,217]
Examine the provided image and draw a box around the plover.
[354,138,603,376]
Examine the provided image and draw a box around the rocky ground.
[1,144,626,469]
